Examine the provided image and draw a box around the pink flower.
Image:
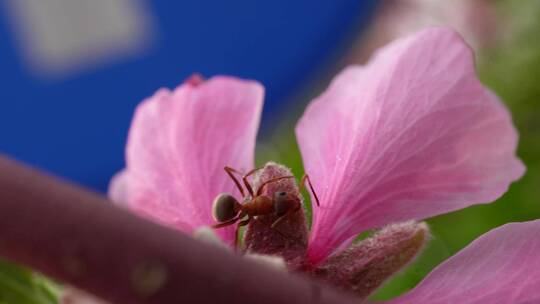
[110,27,532,302]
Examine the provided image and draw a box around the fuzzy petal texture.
[386,220,540,304]
[296,27,525,264]
[109,76,263,244]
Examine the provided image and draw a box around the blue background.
[0,1,376,191]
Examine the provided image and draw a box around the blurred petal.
[244,254,287,271]
[110,76,263,245]
[108,170,128,206]
[386,220,540,303]
[193,227,231,251]
[296,28,525,264]
[61,287,109,304]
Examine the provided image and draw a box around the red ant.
[211,166,320,248]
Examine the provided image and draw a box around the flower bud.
[243,162,309,269]
[312,221,429,299]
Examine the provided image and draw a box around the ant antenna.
[300,175,320,207]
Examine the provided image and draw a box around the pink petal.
[109,76,264,245]
[108,170,129,207]
[386,220,540,303]
[296,27,525,264]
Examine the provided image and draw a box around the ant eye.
[212,193,239,222]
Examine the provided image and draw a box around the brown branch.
[0,155,358,304]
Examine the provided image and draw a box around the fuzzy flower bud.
[311,221,429,299]
[243,162,309,269]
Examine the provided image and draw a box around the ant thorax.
[243,162,308,270]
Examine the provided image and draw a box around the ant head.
[274,191,296,216]
[212,193,240,222]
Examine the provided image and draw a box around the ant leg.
[270,203,302,240]
[256,176,295,196]
[237,217,251,228]
[242,167,264,197]
[300,174,320,207]
[270,214,288,230]
[270,213,294,241]
[224,166,245,197]
[270,203,301,230]
[212,217,240,229]
[234,217,251,250]
[212,209,246,229]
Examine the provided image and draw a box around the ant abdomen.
[212,193,240,222]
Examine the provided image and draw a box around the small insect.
[212,166,320,248]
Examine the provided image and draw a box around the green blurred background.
[1,0,539,302]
